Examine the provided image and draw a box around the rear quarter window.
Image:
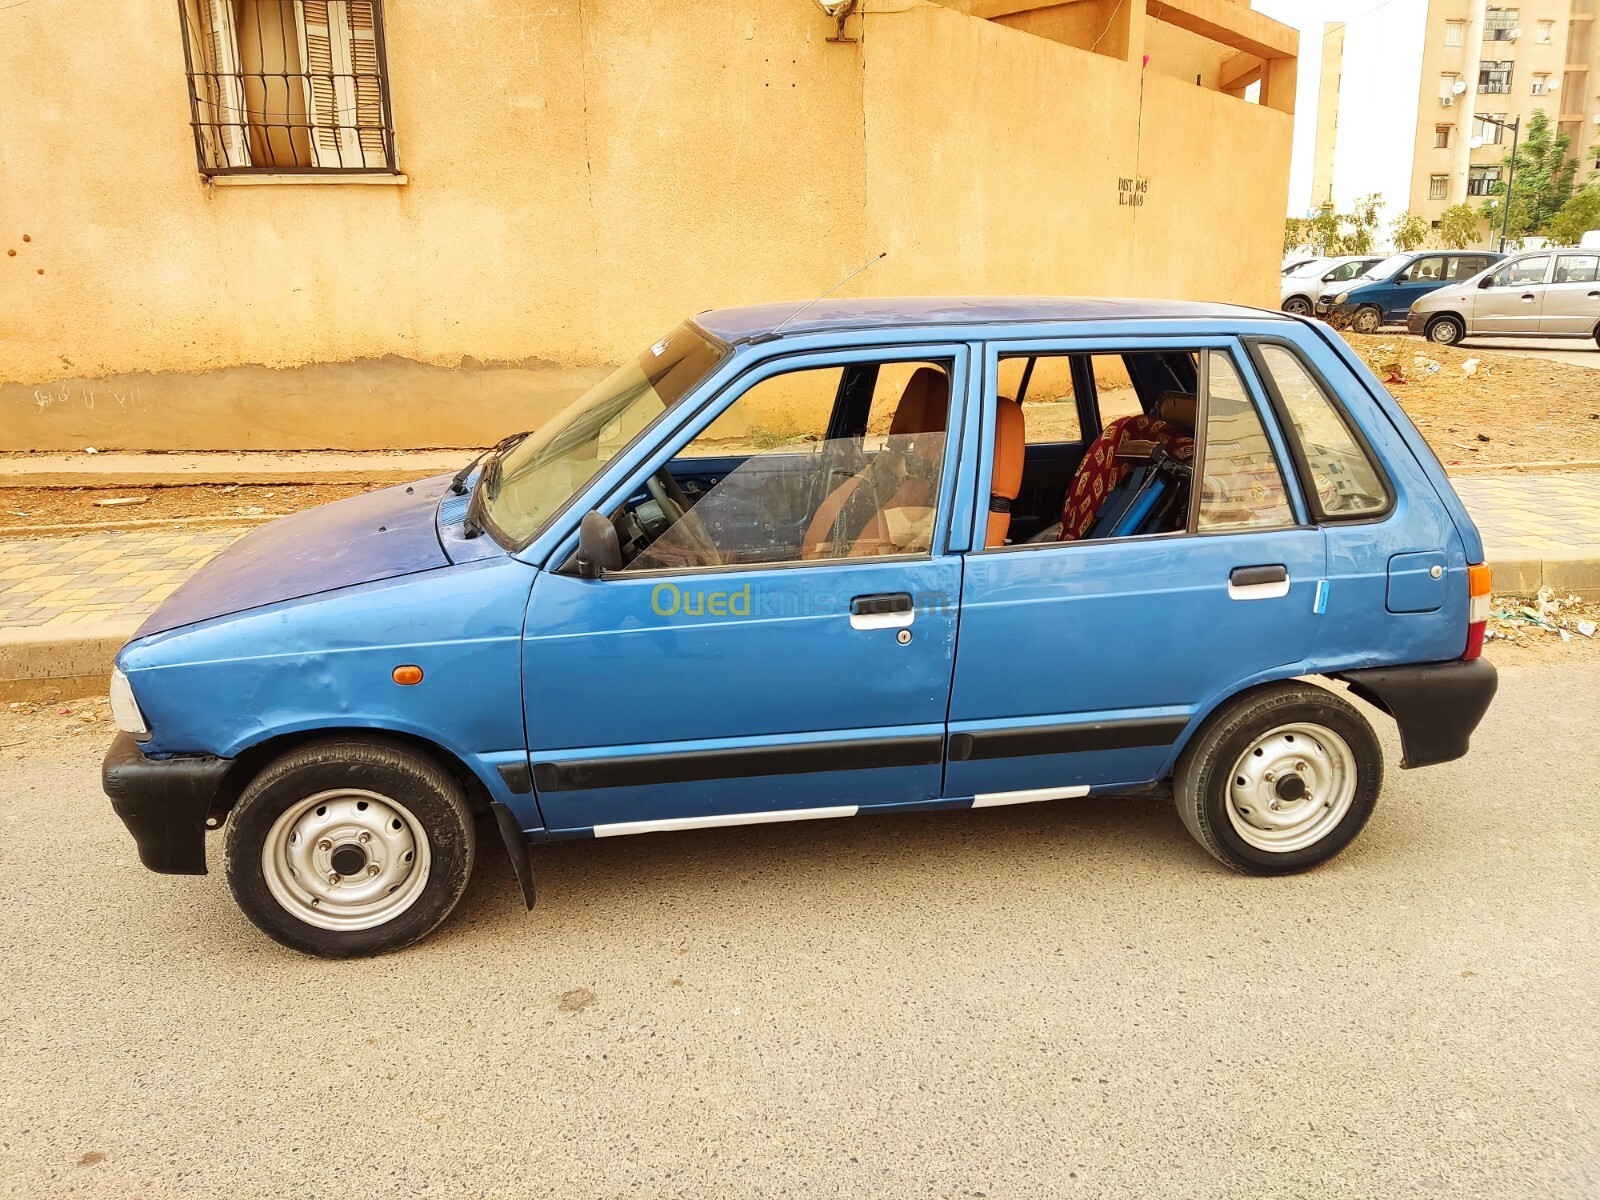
[1252,344,1391,520]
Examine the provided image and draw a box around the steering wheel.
[647,468,722,566]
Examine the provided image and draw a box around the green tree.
[1284,216,1307,255]
[1339,194,1384,255]
[1547,185,1600,245]
[1307,205,1341,255]
[1482,110,1577,238]
[1436,203,1483,249]
[1391,211,1430,251]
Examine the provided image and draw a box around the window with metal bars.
[1478,61,1513,93]
[1467,165,1501,195]
[1429,174,1449,199]
[1482,8,1518,40]
[178,0,397,175]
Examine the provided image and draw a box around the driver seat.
[801,367,949,559]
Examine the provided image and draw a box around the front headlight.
[110,667,150,742]
[1333,291,1350,305]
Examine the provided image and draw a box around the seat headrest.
[889,367,950,435]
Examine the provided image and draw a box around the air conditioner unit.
[1442,95,1456,106]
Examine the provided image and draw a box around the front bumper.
[102,733,233,875]
[1406,311,1429,336]
[1336,658,1498,769]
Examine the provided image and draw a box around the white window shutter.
[201,0,250,168]
[299,0,385,168]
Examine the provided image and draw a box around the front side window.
[1399,257,1444,283]
[481,325,725,547]
[621,358,953,571]
[1503,255,1552,285]
[1254,344,1388,520]
[179,0,397,175]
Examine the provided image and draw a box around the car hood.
[133,475,454,638]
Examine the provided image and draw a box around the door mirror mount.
[575,510,622,578]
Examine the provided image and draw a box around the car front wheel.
[1174,684,1382,875]
[1426,314,1465,346]
[1350,306,1383,334]
[224,738,476,958]
[1282,295,1312,316]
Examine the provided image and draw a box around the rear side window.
[1254,345,1389,520]
[1197,354,1294,532]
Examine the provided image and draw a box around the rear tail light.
[1464,563,1491,660]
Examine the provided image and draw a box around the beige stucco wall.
[1,0,1292,451]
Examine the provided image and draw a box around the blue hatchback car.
[103,298,1498,957]
[1319,250,1504,332]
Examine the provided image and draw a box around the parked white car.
[1280,256,1384,317]
[1407,248,1600,347]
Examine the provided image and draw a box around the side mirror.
[1479,275,1495,289]
[574,510,622,578]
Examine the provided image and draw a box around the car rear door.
[945,335,1324,804]
[1540,252,1600,336]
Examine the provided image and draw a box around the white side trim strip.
[971,786,1091,808]
[593,805,859,838]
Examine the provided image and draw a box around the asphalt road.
[2,652,1596,1199]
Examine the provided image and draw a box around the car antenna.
[749,251,887,344]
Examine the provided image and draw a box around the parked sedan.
[1280,255,1384,317]
[1319,249,1504,331]
[1407,248,1600,346]
[103,298,1498,958]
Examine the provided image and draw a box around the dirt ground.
[0,482,381,530]
[1341,333,1600,468]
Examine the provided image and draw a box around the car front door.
[521,345,972,837]
[1387,255,1447,320]
[945,336,1324,804]
[1540,252,1600,336]
[1472,254,1551,334]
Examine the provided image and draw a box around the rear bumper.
[102,733,232,875]
[1336,658,1498,769]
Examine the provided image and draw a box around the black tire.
[1426,314,1465,346]
[1174,683,1382,876]
[224,738,475,958]
[1282,295,1312,316]
[1350,306,1383,335]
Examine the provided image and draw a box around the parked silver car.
[1407,248,1600,347]
[1280,255,1383,317]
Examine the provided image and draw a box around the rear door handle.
[849,592,914,630]
[1229,564,1290,600]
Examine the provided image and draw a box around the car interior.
[595,349,1231,572]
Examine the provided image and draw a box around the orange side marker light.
[392,665,424,686]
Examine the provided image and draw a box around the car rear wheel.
[224,738,475,958]
[1174,683,1382,875]
[1350,306,1383,335]
[1426,314,1465,346]
[1282,296,1313,316]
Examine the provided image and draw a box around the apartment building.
[1311,0,1600,236]
[1410,0,1600,223]
[2,0,1297,453]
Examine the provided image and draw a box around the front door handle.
[1588,291,1600,299]
[849,592,915,630]
[1229,564,1290,600]
[1520,293,1536,302]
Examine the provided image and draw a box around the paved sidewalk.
[0,472,1597,690]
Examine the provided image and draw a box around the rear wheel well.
[207,729,494,830]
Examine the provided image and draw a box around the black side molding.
[1336,658,1498,769]
[948,716,1188,762]
[533,734,943,793]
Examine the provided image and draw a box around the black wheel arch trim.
[1334,658,1498,769]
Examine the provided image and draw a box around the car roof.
[692,296,1290,344]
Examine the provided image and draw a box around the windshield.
[480,324,725,547]
[1287,258,1330,278]
[1362,254,1412,282]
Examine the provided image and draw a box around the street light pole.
[1498,115,1521,253]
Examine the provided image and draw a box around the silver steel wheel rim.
[1430,320,1460,344]
[261,789,432,932]
[1224,723,1357,854]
